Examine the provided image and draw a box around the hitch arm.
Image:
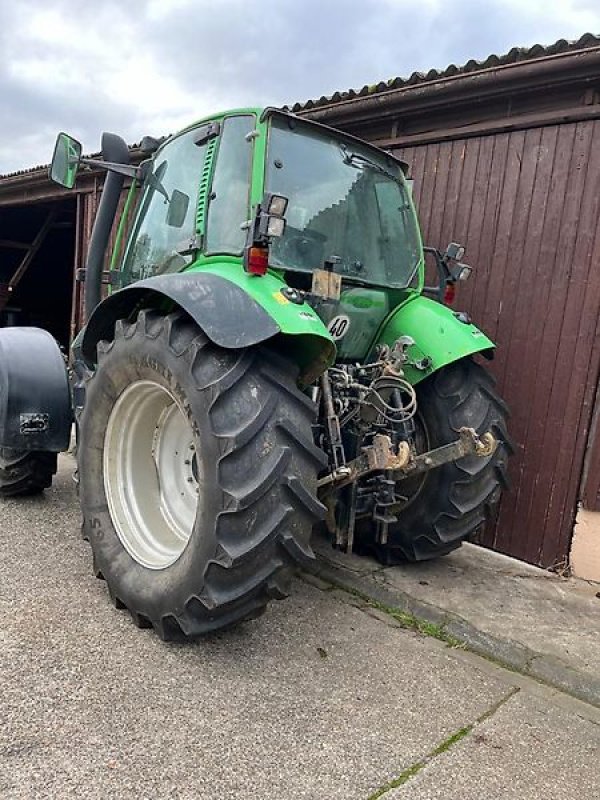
[318,427,497,491]
[392,427,497,479]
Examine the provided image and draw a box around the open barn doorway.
[0,198,77,349]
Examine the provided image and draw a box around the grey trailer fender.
[0,327,72,451]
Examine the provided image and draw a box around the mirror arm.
[82,158,169,202]
[423,246,450,302]
[80,158,141,181]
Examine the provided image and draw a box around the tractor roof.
[170,106,409,174]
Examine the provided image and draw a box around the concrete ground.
[313,528,600,706]
[1,454,599,799]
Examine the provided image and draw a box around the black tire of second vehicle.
[358,356,511,563]
[78,309,327,640]
[0,448,58,497]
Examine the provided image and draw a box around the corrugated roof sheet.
[0,140,152,182]
[2,33,599,181]
[290,32,600,113]
[0,162,49,180]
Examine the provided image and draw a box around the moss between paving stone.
[366,726,474,798]
[320,573,543,678]
[366,689,520,799]
[303,575,464,648]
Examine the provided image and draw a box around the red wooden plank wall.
[71,182,134,334]
[393,121,600,567]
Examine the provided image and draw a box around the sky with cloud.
[1,0,599,173]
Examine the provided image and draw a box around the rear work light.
[266,194,288,217]
[246,246,269,276]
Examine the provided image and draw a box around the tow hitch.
[319,427,497,552]
[318,427,497,490]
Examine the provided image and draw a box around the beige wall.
[571,507,600,582]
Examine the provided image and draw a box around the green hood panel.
[375,295,495,385]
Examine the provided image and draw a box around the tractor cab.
[51,109,426,362]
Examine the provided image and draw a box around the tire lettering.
[89,516,104,540]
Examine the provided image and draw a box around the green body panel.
[186,258,336,368]
[327,287,392,361]
[375,294,495,385]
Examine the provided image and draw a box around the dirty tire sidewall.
[79,310,326,639]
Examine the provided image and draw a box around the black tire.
[79,309,326,640]
[0,448,57,497]
[359,357,511,563]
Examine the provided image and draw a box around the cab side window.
[123,131,207,284]
[205,115,254,254]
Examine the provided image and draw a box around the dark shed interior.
[0,199,76,348]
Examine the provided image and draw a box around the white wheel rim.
[103,380,200,569]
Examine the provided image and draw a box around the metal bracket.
[76,269,122,287]
[318,435,411,490]
[321,371,346,473]
[176,235,202,256]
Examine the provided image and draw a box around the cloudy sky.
[1,0,598,174]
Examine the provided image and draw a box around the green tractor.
[0,108,509,639]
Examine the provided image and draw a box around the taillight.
[245,246,269,276]
[443,283,456,305]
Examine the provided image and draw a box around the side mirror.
[166,189,190,228]
[49,133,82,189]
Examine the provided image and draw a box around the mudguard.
[81,270,336,383]
[374,294,495,386]
[0,327,72,451]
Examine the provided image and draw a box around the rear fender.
[0,327,72,451]
[81,271,336,384]
[374,295,495,385]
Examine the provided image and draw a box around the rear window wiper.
[339,144,399,182]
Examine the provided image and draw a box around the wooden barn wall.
[392,121,600,568]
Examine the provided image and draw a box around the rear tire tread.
[82,310,325,640]
[372,357,510,563]
[0,449,57,497]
